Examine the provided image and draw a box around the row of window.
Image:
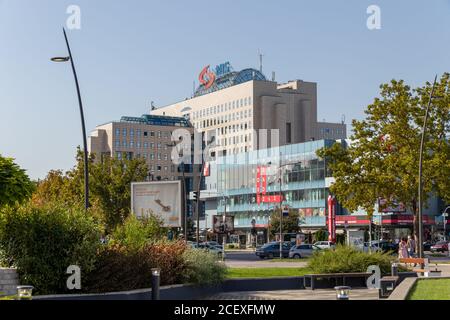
[191,97,253,120]
[194,112,253,130]
[319,128,345,136]
[114,140,171,150]
[115,128,172,139]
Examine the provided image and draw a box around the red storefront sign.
[335,214,436,226]
[255,166,283,205]
[327,195,336,242]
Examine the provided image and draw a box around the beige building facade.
[151,65,346,156]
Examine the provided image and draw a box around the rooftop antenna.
[258,49,263,74]
[341,114,346,124]
[193,81,196,97]
[272,71,276,82]
[151,101,156,111]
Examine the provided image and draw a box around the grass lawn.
[407,279,450,300]
[226,267,311,278]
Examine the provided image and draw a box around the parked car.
[423,241,433,252]
[371,240,397,253]
[195,243,226,258]
[255,242,291,259]
[206,241,220,247]
[430,241,449,253]
[359,242,382,253]
[313,241,336,250]
[289,244,321,259]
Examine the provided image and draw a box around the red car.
[430,241,449,253]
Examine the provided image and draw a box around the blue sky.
[0,0,449,179]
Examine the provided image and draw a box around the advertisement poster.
[131,181,181,227]
[213,215,234,233]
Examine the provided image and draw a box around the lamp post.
[418,75,438,259]
[167,141,187,241]
[196,136,215,246]
[442,206,450,242]
[51,28,89,210]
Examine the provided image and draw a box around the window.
[164,166,168,171]
[130,141,134,147]
[157,142,161,149]
[144,131,148,137]
[115,141,120,148]
[122,141,127,147]
[286,122,292,143]
[150,143,155,148]
[150,131,155,137]
[137,141,141,148]
[150,153,155,160]
[130,129,134,137]
[144,142,148,148]
[136,129,141,137]
[115,128,120,136]
[157,166,162,171]
[122,128,127,137]
[158,153,161,160]
[164,154,168,160]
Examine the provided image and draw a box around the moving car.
[255,242,291,259]
[289,244,321,259]
[313,241,336,250]
[430,241,449,253]
[359,242,382,253]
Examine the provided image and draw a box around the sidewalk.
[207,288,380,300]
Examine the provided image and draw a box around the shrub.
[307,245,396,274]
[0,203,102,295]
[84,240,187,293]
[182,248,226,285]
[108,214,168,251]
[226,244,235,249]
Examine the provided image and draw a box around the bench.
[304,273,372,290]
[398,258,429,274]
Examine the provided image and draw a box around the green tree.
[269,208,300,238]
[0,155,35,207]
[317,74,450,241]
[32,149,149,232]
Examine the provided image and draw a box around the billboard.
[378,198,406,213]
[131,181,182,227]
[213,215,234,233]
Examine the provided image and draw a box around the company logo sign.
[198,61,232,89]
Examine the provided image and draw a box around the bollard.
[151,268,160,300]
[16,286,34,300]
[334,286,351,300]
[391,263,398,276]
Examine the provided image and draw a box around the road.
[225,250,308,268]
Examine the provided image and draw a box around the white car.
[313,241,336,250]
[289,244,321,258]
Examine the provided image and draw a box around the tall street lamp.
[167,141,187,241]
[51,28,89,210]
[196,136,215,246]
[418,75,438,259]
[442,206,450,242]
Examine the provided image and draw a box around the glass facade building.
[215,139,342,230]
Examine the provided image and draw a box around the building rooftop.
[119,114,191,127]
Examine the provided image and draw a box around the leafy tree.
[269,208,300,238]
[317,74,450,242]
[32,149,149,232]
[0,155,35,207]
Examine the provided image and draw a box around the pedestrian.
[398,237,408,259]
[407,235,416,258]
